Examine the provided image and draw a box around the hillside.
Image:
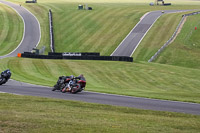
[156,14,200,69]
[7,0,200,55]
[0,3,23,56]
[133,10,200,69]
[0,57,200,103]
[0,0,199,101]
[0,0,200,132]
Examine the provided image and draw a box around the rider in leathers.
[68,74,86,91]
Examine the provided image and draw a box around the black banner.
[21,52,133,62]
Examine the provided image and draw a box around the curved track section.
[111,10,191,57]
[0,80,200,115]
[0,2,199,115]
[0,0,40,59]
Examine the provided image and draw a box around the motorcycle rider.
[67,74,86,92]
[76,74,85,81]
[67,75,75,92]
[0,69,11,85]
[75,74,86,90]
[1,69,11,78]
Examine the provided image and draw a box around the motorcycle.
[52,76,71,91]
[0,69,11,85]
[62,77,86,94]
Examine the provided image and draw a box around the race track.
[1,80,200,115]
[0,1,200,115]
[0,0,40,59]
[111,10,191,57]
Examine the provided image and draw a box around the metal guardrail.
[49,9,55,52]
[148,11,200,62]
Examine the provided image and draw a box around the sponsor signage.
[62,53,82,56]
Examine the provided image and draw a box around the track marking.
[0,1,41,58]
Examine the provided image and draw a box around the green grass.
[133,11,200,69]
[0,3,23,56]
[31,3,200,55]
[5,0,200,55]
[0,0,200,131]
[0,0,198,104]
[155,14,200,69]
[52,4,145,55]
[133,12,184,61]
[7,0,200,4]
[1,0,199,56]
[0,57,200,103]
[0,93,200,133]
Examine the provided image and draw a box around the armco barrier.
[148,11,200,62]
[21,52,133,62]
[49,9,55,52]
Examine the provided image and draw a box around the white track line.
[0,1,25,57]
[110,12,150,56]
[0,1,41,58]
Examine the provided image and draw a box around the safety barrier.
[49,9,55,52]
[20,52,133,62]
[48,52,100,56]
[25,0,37,3]
[148,11,200,62]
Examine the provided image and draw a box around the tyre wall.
[20,52,133,62]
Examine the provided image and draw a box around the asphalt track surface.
[111,10,191,57]
[1,80,200,115]
[0,0,40,59]
[0,1,200,115]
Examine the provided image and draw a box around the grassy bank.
[133,12,187,61]
[0,93,200,133]
[6,0,200,55]
[7,0,200,4]
[155,14,200,69]
[133,9,200,69]
[0,57,200,103]
[0,3,23,56]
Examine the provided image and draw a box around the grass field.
[8,0,200,4]
[0,0,200,132]
[155,14,200,69]
[0,3,23,56]
[0,57,200,103]
[29,2,200,55]
[5,0,200,55]
[132,12,185,61]
[0,93,200,133]
[133,11,200,69]
[0,0,198,105]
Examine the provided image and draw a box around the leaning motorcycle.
[52,76,71,91]
[0,69,11,85]
[63,78,86,94]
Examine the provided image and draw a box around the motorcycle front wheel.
[52,84,58,91]
[71,84,81,94]
[0,78,6,85]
